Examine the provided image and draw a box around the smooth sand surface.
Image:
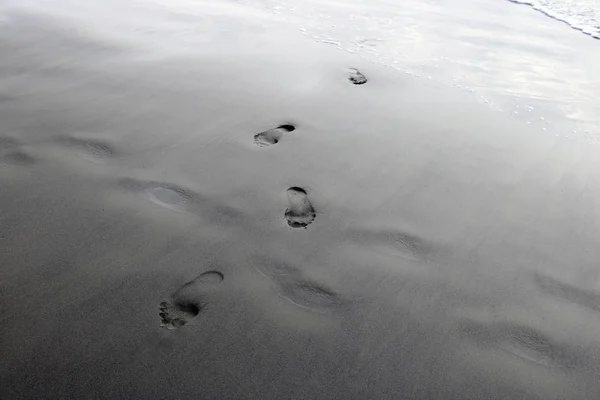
[1,3,600,400]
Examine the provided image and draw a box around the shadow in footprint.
[56,136,116,163]
[160,270,224,330]
[285,187,316,228]
[348,68,368,85]
[534,272,600,312]
[254,125,296,147]
[159,302,200,330]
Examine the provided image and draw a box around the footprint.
[118,178,200,214]
[253,125,296,147]
[57,136,115,163]
[118,177,244,225]
[159,302,200,330]
[285,187,316,228]
[159,270,224,330]
[534,272,600,312]
[348,68,368,85]
[148,186,195,209]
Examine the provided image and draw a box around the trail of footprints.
[9,70,436,327]
[10,72,441,327]
[6,65,588,374]
[157,68,367,326]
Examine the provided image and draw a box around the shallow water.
[236,0,600,139]
[509,0,600,39]
[1,1,600,399]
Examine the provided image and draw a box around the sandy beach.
[1,0,600,399]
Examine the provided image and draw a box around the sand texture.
[1,2,600,399]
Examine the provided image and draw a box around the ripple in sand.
[500,326,562,367]
[461,320,575,368]
[348,68,368,85]
[253,124,296,147]
[381,232,428,261]
[285,187,316,228]
[0,137,36,166]
[279,280,342,310]
[253,258,343,311]
[57,136,116,163]
[0,136,20,150]
[160,270,224,330]
[1,150,36,167]
[347,228,430,261]
[534,272,600,312]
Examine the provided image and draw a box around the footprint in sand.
[253,125,296,147]
[56,136,116,164]
[118,178,200,214]
[118,177,243,224]
[159,270,224,330]
[348,68,368,85]
[285,187,316,228]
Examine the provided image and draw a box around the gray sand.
[1,3,600,400]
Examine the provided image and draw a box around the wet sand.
[1,3,600,400]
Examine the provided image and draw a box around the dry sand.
[1,2,600,400]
